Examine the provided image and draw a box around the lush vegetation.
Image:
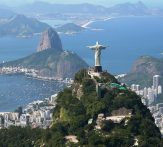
[0,49,88,78]
[56,23,84,33]
[44,70,163,146]
[0,69,162,146]
[0,126,44,147]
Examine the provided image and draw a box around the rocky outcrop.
[37,27,63,52]
[72,83,83,100]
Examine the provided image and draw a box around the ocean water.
[61,16,163,73]
[0,36,39,63]
[40,19,71,27]
[0,75,65,112]
[0,16,163,111]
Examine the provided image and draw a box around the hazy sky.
[0,0,163,8]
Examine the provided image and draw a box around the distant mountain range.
[12,1,163,17]
[13,2,108,15]
[0,28,88,78]
[0,15,50,37]
[0,14,85,37]
[0,1,162,37]
[107,1,148,16]
[0,1,163,23]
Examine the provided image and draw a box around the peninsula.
[0,28,88,79]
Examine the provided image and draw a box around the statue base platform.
[94,66,102,72]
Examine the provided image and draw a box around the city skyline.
[0,0,163,8]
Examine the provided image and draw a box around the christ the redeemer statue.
[87,41,107,72]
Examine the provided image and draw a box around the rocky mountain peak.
[131,56,161,75]
[37,27,63,52]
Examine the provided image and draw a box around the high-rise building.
[141,98,146,105]
[153,75,160,89]
[144,87,148,98]
[136,85,140,91]
[148,88,155,105]
[131,84,136,91]
[158,85,162,94]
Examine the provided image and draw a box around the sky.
[0,0,163,8]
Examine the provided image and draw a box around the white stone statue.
[88,41,107,66]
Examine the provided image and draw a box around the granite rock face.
[37,27,63,52]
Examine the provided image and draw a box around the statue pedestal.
[94,66,102,72]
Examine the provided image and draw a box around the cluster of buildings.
[130,75,163,136]
[131,75,162,106]
[0,66,74,84]
[0,94,58,129]
[0,66,37,75]
[148,103,163,135]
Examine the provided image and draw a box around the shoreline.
[82,20,95,28]
[0,72,73,84]
[80,15,157,29]
[81,17,113,28]
[0,93,58,129]
[0,70,70,113]
[0,67,73,83]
